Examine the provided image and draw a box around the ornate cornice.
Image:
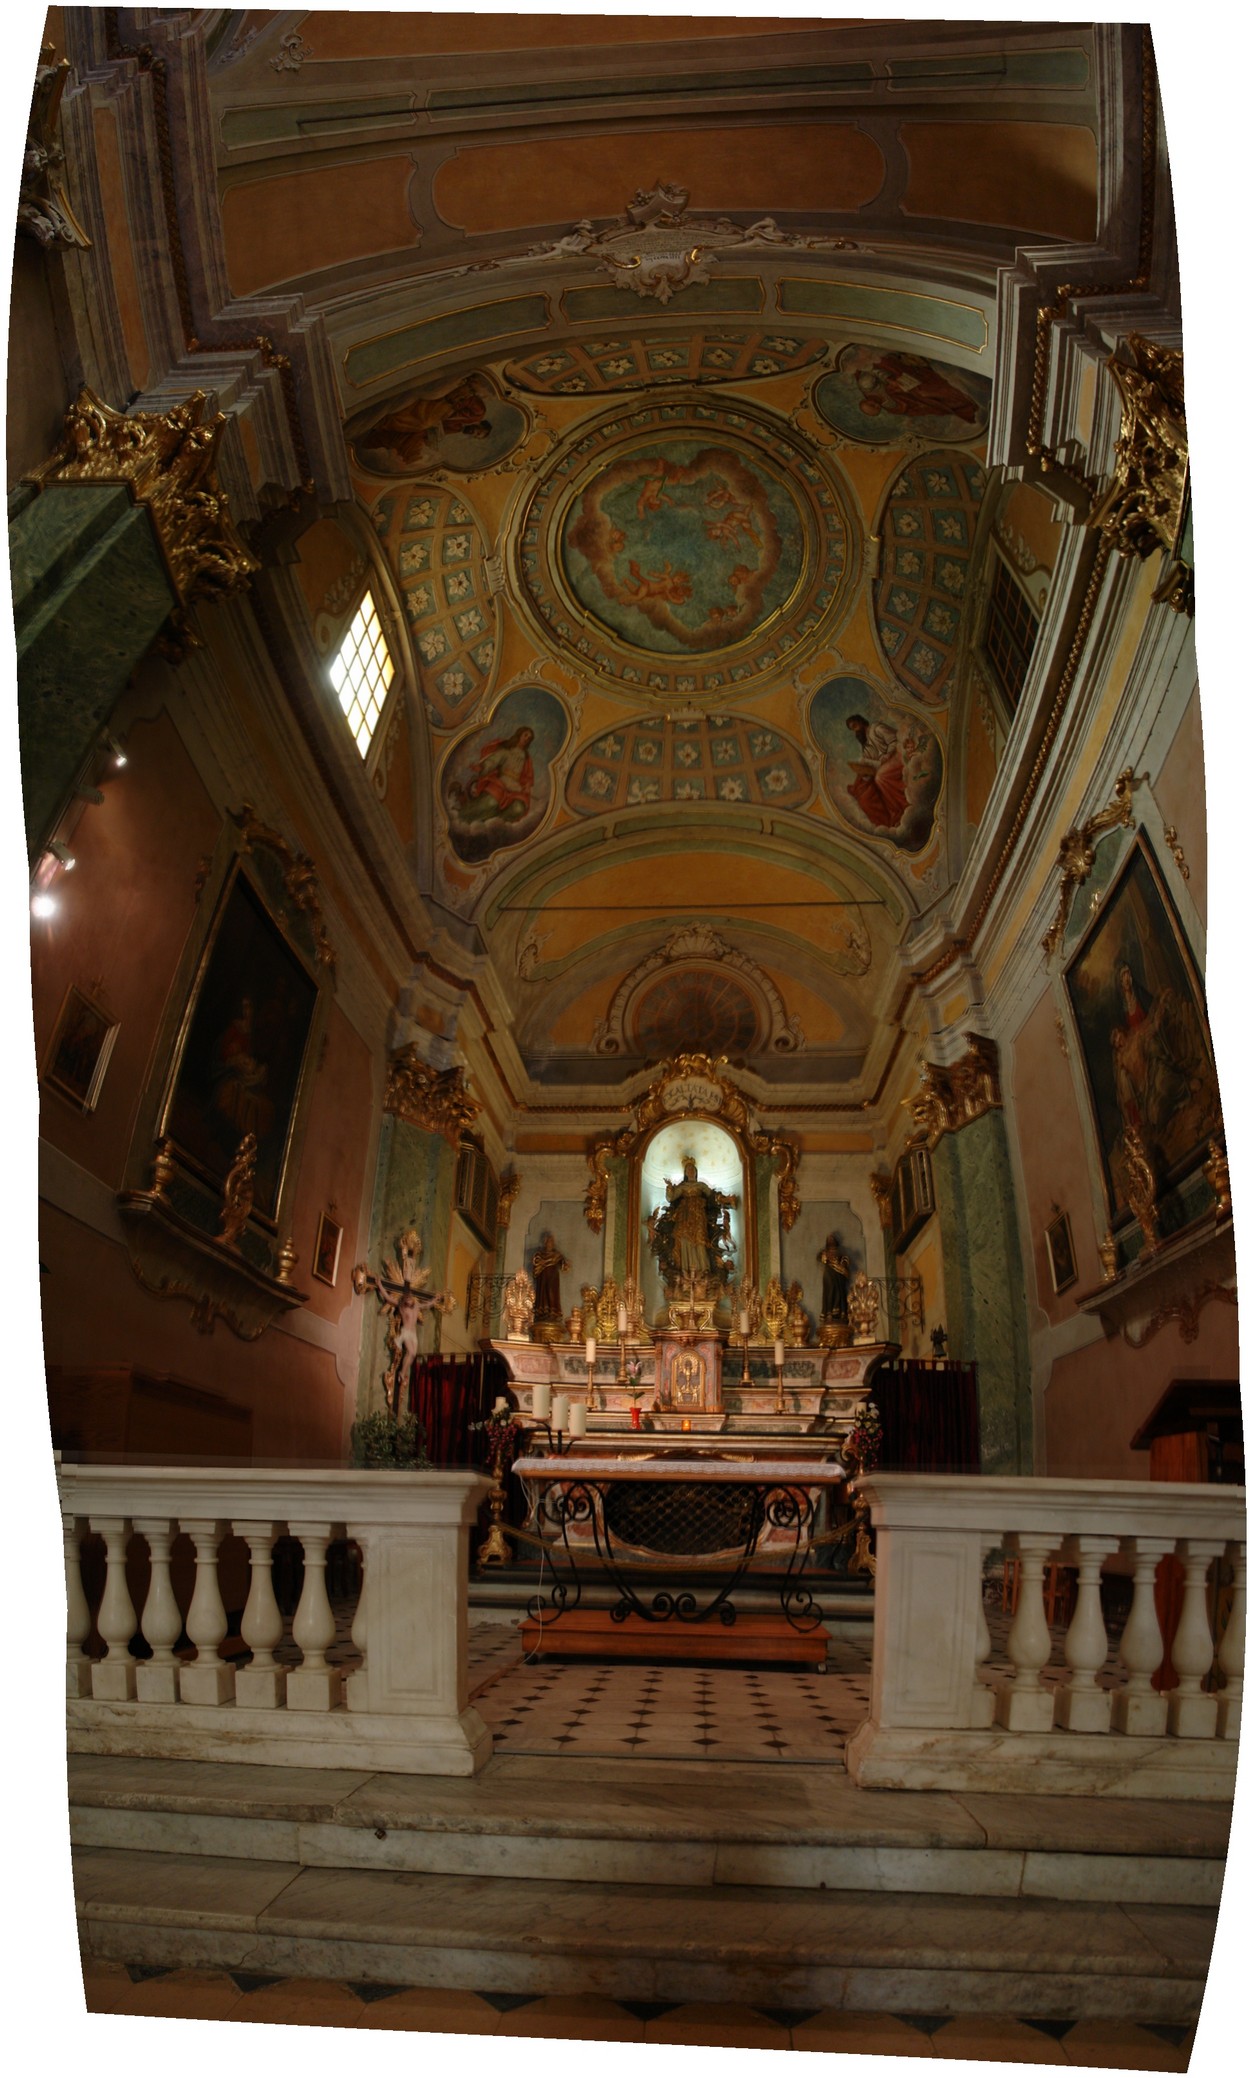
[384,1047,481,1149]
[1088,336,1189,604]
[904,1036,1003,1151]
[1041,767,1141,961]
[19,44,91,250]
[583,1052,801,1233]
[25,387,258,639]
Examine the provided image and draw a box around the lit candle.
[617,1300,628,1336]
[585,1335,597,1374]
[568,1400,587,1438]
[552,1393,570,1432]
[531,1382,551,1423]
[773,1338,785,1371]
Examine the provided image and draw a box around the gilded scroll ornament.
[1088,335,1188,573]
[232,804,336,970]
[1162,823,1191,882]
[25,388,258,626]
[868,1171,892,1227]
[1204,1138,1232,1221]
[1041,768,1140,961]
[904,1037,1002,1150]
[218,1133,258,1246]
[848,1272,882,1345]
[496,1169,522,1230]
[1122,1125,1161,1255]
[20,45,91,250]
[502,1269,536,1343]
[384,1047,481,1148]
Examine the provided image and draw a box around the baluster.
[88,1516,137,1700]
[1216,1540,1245,1742]
[132,1519,183,1704]
[287,1520,341,1710]
[1167,1539,1225,1737]
[1054,1535,1118,1732]
[1111,1537,1172,1734]
[345,1529,371,1713]
[995,1531,1058,1731]
[178,1519,235,1705]
[233,1520,287,1709]
[969,1533,997,1727]
[62,1512,92,1697]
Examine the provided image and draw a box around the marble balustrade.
[57,1460,494,1776]
[846,1475,1245,1798]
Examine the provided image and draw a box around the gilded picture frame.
[1062,834,1219,1228]
[42,985,119,1113]
[1044,1209,1077,1296]
[313,1211,343,1288]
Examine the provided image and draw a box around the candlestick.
[774,1338,785,1416]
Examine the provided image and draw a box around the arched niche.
[634,1116,753,1326]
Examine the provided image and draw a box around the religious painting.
[814,344,991,446]
[1063,837,1220,1226]
[441,685,569,866]
[163,870,320,1225]
[561,437,805,655]
[42,986,118,1113]
[1044,1210,1077,1296]
[809,674,943,853]
[348,370,527,477]
[313,1211,343,1288]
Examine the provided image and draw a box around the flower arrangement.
[625,1356,643,1390]
[843,1399,883,1475]
[350,1409,429,1468]
[470,1403,522,1469]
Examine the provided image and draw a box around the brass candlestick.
[774,1358,785,1417]
[476,1434,513,1568]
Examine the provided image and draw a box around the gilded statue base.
[531,1317,564,1345]
[819,1318,852,1349]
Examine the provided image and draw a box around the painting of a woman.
[442,688,569,866]
[448,726,535,826]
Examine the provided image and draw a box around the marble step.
[73,1844,1216,2019]
[67,1753,1230,1906]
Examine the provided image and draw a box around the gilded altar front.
[654,1331,722,1415]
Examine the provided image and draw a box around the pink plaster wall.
[1152,688,1208,926]
[1043,1300,1240,1479]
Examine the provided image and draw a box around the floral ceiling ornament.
[582,1051,801,1234]
[384,1046,481,1149]
[1040,767,1141,961]
[524,182,865,306]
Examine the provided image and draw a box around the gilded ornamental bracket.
[1041,767,1141,961]
[582,1051,801,1232]
[904,1036,1003,1151]
[19,45,91,251]
[1088,335,1192,613]
[24,386,259,645]
[384,1047,482,1149]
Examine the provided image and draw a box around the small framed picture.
[1044,1209,1078,1295]
[42,987,119,1113]
[313,1211,343,1287]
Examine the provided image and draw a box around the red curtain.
[407,1351,511,1466]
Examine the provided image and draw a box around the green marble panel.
[778,277,988,351]
[12,484,176,857]
[357,1114,457,1409]
[754,1154,776,1285]
[933,1111,1032,1473]
[345,295,551,388]
[429,61,874,112]
[888,46,1088,88]
[607,1156,629,1288]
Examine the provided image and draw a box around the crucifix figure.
[352,1228,456,1417]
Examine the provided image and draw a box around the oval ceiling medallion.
[513,397,856,699]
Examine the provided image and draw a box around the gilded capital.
[384,1047,481,1149]
[905,1036,1002,1150]
[1088,335,1188,576]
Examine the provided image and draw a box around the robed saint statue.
[647,1156,738,1296]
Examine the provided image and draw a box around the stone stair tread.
[74,1846,1216,1981]
[66,1752,1233,1859]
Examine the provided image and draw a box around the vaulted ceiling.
[203,13,1098,1092]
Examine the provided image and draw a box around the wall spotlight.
[48,840,77,871]
[31,891,58,920]
[105,733,128,768]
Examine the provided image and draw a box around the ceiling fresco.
[350,325,999,1086]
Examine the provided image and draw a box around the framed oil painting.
[313,1211,343,1288]
[1062,836,1220,1226]
[162,868,320,1228]
[1044,1210,1077,1296]
[43,986,118,1113]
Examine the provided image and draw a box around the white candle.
[568,1400,587,1437]
[774,1338,785,1370]
[531,1382,551,1423]
[739,1309,750,1336]
[617,1301,628,1335]
[552,1393,570,1432]
[585,1336,597,1373]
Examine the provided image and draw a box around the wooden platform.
[519,1608,829,1666]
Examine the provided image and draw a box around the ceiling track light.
[105,732,128,768]
[48,840,76,871]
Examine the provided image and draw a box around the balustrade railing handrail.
[56,1460,490,1525]
[856,1472,1246,1539]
